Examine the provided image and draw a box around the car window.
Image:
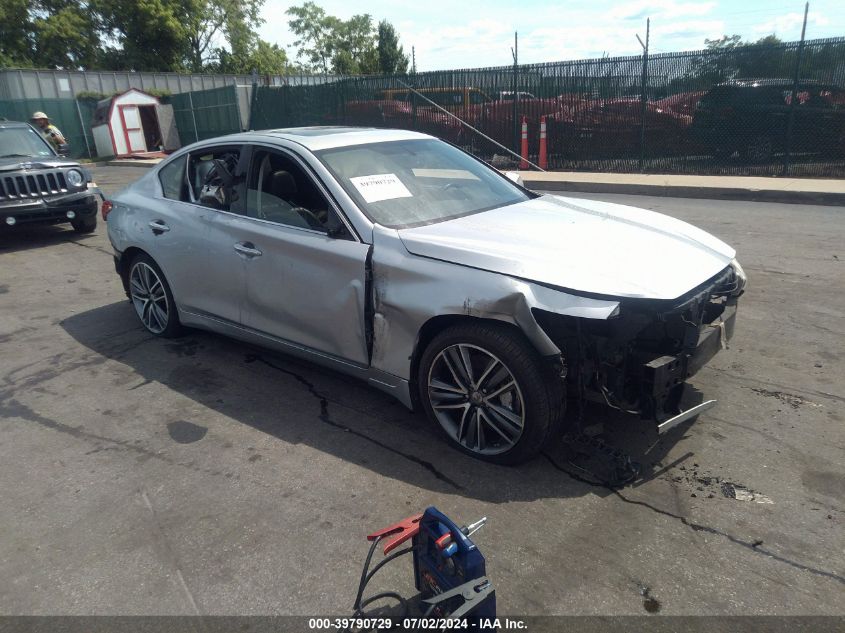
[245,148,331,232]
[186,147,243,212]
[158,156,187,200]
[316,138,531,228]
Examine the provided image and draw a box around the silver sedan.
[105,127,745,464]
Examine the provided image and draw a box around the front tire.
[71,215,97,233]
[128,253,183,338]
[417,322,564,465]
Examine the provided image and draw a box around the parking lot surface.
[1,165,843,616]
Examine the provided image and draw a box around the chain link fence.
[2,37,843,174]
[249,36,845,177]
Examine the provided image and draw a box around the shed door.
[119,105,146,154]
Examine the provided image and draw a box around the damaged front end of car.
[534,261,746,434]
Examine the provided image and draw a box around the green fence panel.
[0,97,96,159]
[249,36,845,178]
[171,84,242,145]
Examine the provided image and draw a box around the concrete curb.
[521,177,845,207]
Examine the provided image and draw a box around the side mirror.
[504,171,524,186]
[57,143,71,157]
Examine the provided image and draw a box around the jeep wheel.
[71,215,97,233]
[418,322,564,465]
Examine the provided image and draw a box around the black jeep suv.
[690,79,845,162]
[0,120,98,233]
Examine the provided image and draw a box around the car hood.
[0,156,77,171]
[397,194,736,300]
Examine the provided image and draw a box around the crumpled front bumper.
[641,297,738,433]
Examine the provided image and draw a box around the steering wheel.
[293,206,325,231]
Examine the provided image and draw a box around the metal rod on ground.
[783,2,809,177]
[74,98,92,159]
[394,79,546,171]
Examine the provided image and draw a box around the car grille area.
[0,170,68,200]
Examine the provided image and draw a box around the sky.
[258,0,844,71]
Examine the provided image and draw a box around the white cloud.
[610,0,717,21]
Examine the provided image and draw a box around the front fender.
[370,226,620,381]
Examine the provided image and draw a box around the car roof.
[0,120,33,129]
[240,126,433,151]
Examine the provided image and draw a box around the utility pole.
[511,32,519,154]
[783,2,809,176]
[636,18,650,173]
[411,46,417,130]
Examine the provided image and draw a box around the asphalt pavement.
[0,165,842,619]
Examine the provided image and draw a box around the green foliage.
[0,0,34,67]
[216,39,288,75]
[0,0,282,73]
[286,1,336,73]
[287,3,409,75]
[95,0,189,71]
[377,20,408,75]
[75,87,172,101]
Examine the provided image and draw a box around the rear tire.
[71,215,97,233]
[417,322,564,465]
[127,253,183,338]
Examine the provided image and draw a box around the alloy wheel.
[129,262,169,334]
[427,344,526,455]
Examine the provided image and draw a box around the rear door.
[235,143,371,366]
[147,144,248,326]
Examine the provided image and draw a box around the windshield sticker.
[349,173,412,203]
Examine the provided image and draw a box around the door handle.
[234,242,262,258]
[149,220,170,234]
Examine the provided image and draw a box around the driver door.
[236,145,371,366]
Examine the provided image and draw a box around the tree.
[287,3,409,75]
[182,0,264,72]
[217,39,288,74]
[287,1,336,73]
[377,20,408,74]
[0,0,33,67]
[96,0,189,71]
[329,14,378,74]
[31,1,102,68]
[704,34,743,51]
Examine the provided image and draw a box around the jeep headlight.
[730,258,747,296]
[66,169,84,187]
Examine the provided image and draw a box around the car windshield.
[0,126,55,158]
[316,139,530,228]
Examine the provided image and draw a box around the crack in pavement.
[542,453,845,587]
[0,398,264,488]
[245,354,464,491]
[701,366,845,405]
[66,239,113,256]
